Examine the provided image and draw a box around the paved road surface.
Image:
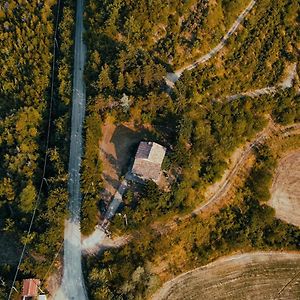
[104,180,127,220]
[54,0,87,299]
[165,0,257,87]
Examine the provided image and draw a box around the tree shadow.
[102,173,120,191]
[110,124,155,175]
[100,149,120,174]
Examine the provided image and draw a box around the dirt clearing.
[152,252,300,300]
[268,151,300,227]
[100,120,154,200]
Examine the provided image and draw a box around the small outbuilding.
[131,141,166,183]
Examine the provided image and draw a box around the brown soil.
[268,150,300,227]
[100,119,154,201]
[152,252,300,300]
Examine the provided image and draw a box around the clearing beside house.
[152,252,300,300]
[268,151,300,227]
[99,120,154,201]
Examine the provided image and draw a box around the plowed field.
[269,151,300,227]
[152,252,300,300]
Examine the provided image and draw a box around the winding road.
[165,0,257,87]
[52,0,298,296]
[224,63,297,102]
[54,0,87,298]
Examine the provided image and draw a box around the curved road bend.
[166,0,257,87]
[54,0,87,299]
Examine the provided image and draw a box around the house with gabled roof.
[131,141,166,183]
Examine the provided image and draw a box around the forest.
[82,0,299,298]
[85,141,300,299]
[0,0,298,298]
[0,0,74,297]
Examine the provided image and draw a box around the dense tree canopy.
[0,0,75,296]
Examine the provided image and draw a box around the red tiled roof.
[22,279,40,297]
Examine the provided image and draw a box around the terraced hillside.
[152,252,300,300]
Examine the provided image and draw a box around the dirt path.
[82,229,130,255]
[151,251,300,300]
[268,150,300,227]
[192,122,300,215]
[224,63,298,102]
[192,126,269,215]
[165,0,257,87]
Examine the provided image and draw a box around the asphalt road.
[54,0,87,299]
[104,180,128,220]
[165,0,257,87]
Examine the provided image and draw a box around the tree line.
[0,0,75,296]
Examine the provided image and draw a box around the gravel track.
[165,0,257,87]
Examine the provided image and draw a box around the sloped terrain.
[269,151,300,227]
[152,252,300,300]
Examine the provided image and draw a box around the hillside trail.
[151,121,300,235]
[165,0,257,87]
[224,63,298,102]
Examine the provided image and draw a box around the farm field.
[152,252,300,300]
[268,151,300,227]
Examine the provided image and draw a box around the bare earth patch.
[81,227,130,255]
[268,151,300,227]
[152,252,300,300]
[100,120,153,201]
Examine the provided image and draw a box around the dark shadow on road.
[102,173,121,191]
